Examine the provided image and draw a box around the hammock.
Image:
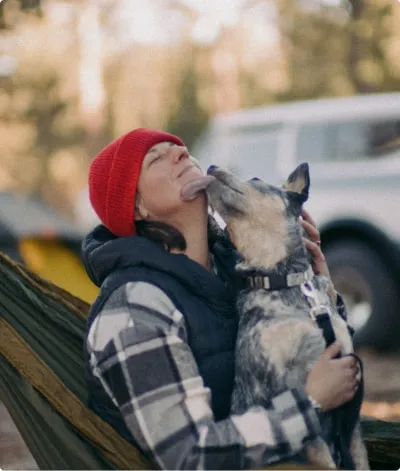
[0,250,399,470]
[0,251,151,470]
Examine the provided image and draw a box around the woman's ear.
[135,195,149,221]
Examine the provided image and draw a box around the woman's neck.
[183,222,211,271]
[170,204,211,271]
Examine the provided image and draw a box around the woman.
[82,128,359,469]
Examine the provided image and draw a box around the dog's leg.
[350,423,370,470]
[306,437,336,469]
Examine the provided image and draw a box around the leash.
[246,268,362,470]
[300,280,337,348]
[300,279,364,471]
[247,267,339,348]
[246,267,339,348]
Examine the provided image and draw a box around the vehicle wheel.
[324,241,400,351]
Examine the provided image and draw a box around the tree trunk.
[347,0,376,93]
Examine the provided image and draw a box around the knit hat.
[89,128,185,236]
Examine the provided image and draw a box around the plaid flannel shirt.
[86,280,336,469]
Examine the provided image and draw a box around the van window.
[335,122,368,161]
[297,119,400,163]
[368,121,400,155]
[225,125,281,180]
[296,123,336,163]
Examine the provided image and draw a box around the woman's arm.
[87,281,321,470]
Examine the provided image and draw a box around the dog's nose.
[207,165,218,175]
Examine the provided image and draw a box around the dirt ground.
[358,348,400,420]
[0,402,38,470]
[1,348,400,470]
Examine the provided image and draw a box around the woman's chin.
[180,175,215,201]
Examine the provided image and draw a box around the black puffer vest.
[81,222,242,444]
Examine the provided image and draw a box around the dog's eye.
[249,177,261,182]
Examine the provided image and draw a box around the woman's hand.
[306,341,359,411]
[300,209,337,302]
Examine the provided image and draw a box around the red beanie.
[89,128,185,236]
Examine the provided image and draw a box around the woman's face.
[136,141,205,222]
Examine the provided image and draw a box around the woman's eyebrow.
[148,142,175,154]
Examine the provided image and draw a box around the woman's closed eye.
[149,153,165,165]
[147,143,176,166]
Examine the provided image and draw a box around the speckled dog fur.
[206,164,369,470]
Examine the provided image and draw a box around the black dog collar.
[246,266,314,290]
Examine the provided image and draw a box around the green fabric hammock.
[0,250,399,470]
[0,251,151,470]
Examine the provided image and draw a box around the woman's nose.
[172,146,189,163]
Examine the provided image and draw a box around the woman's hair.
[134,215,225,253]
[135,220,186,251]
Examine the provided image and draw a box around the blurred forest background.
[0,0,399,228]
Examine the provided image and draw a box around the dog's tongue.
[180,175,215,201]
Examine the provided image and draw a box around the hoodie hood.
[81,218,241,309]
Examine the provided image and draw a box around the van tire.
[325,241,400,351]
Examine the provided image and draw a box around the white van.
[192,92,400,350]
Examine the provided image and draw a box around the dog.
[206,163,369,470]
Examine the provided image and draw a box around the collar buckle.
[301,280,331,320]
[246,266,314,291]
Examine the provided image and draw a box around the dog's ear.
[282,162,310,203]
